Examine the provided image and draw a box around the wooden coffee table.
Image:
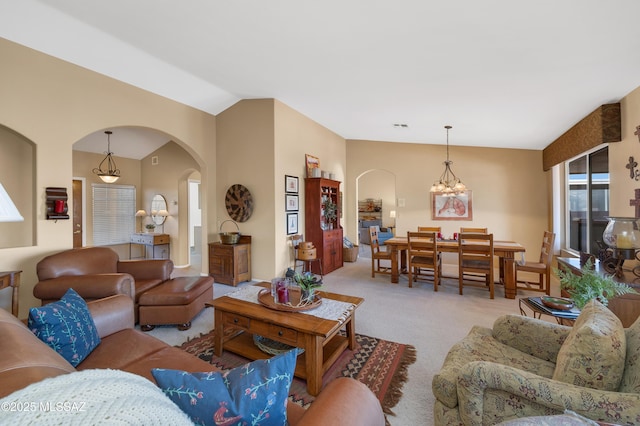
[210,283,364,396]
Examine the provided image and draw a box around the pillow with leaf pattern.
[152,349,297,426]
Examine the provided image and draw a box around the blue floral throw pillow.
[152,349,297,426]
[28,288,101,367]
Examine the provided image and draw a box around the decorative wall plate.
[225,184,254,222]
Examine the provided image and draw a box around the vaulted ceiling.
[2,0,640,158]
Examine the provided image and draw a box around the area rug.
[178,330,416,419]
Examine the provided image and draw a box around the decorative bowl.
[541,296,574,311]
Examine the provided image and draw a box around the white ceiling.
[2,0,640,159]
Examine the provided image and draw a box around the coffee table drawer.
[268,324,297,345]
[222,312,250,329]
[246,321,298,345]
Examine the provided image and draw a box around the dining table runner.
[227,285,355,324]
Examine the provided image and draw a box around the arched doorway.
[356,169,397,247]
[72,126,205,272]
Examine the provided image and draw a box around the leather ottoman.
[138,276,214,331]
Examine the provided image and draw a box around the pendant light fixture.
[430,125,467,196]
[93,130,120,183]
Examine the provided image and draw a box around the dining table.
[384,236,526,299]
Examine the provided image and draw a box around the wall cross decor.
[627,156,639,180]
[635,125,640,142]
[630,189,640,218]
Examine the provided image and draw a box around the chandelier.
[429,125,467,196]
[93,130,121,183]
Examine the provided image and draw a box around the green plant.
[145,223,156,230]
[293,271,323,291]
[322,198,337,223]
[554,259,638,309]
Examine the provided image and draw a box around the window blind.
[92,184,136,246]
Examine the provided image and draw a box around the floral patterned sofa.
[432,299,640,425]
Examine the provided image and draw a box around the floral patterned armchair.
[432,300,640,425]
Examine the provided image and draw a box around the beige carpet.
[145,256,562,426]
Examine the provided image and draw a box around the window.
[92,184,136,246]
[566,146,609,255]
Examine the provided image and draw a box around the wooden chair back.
[407,231,440,290]
[458,233,495,299]
[516,231,555,295]
[538,231,555,266]
[369,226,383,254]
[418,226,441,233]
[460,227,488,234]
[369,226,392,277]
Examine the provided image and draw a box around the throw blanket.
[0,369,192,425]
[228,285,356,324]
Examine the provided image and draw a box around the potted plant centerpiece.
[293,271,322,304]
[145,223,156,233]
[555,259,638,309]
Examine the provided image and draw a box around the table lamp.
[135,209,147,233]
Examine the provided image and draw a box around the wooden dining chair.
[458,233,495,299]
[460,227,488,234]
[516,231,555,295]
[418,226,441,233]
[407,231,441,290]
[369,226,393,278]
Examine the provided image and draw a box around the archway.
[355,169,397,246]
[72,126,205,272]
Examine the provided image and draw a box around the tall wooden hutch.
[304,178,343,274]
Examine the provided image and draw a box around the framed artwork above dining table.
[431,191,473,220]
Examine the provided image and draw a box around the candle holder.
[601,217,640,278]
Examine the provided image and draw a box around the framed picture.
[305,154,320,178]
[287,213,298,235]
[431,191,473,220]
[285,194,299,211]
[285,175,299,194]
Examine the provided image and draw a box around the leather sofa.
[359,220,393,245]
[0,294,385,425]
[34,246,173,320]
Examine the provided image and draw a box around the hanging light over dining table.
[93,130,121,183]
[430,125,467,196]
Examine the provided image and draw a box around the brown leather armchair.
[34,247,173,319]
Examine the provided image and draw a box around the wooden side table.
[0,270,21,317]
[208,235,251,286]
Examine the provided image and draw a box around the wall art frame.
[285,194,299,211]
[305,154,320,178]
[287,212,299,235]
[285,175,299,193]
[431,190,473,221]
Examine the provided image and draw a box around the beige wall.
[0,38,216,318]
[346,140,550,268]
[610,85,640,216]
[216,99,276,281]
[216,99,347,280]
[274,100,346,276]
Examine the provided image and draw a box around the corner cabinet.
[305,178,343,275]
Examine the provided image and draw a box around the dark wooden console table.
[557,257,640,327]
